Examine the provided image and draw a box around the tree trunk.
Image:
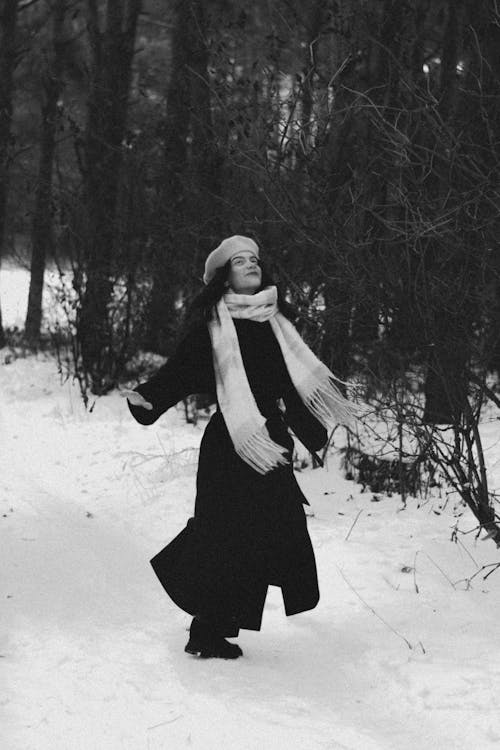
[187,0,221,270]
[25,0,66,343]
[0,0,19,348]
[320,281,352,381]
[470,2,500,374]
[145,0,220,354]
[489,279,500,375]
[422,0,469,424]
[423,311,469,424]
[79,0,141,392]
[299,0,324,154]
[144,0,192,355]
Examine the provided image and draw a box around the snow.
[1,268,500,749]
[0,264,74,332]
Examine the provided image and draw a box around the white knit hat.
[203,235,259,285]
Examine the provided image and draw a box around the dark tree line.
[0,0,499,416]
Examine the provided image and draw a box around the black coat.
[128,318,327,636]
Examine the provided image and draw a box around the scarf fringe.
[235,427,290,476]
[302,376,361,428]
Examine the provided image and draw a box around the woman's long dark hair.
[180,258,298,340]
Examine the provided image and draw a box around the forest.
[1,0,499,539]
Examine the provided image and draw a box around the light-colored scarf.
[208,285,359,475]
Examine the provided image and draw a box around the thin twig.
[483,563,500,581]
[345,509,364,541]
[337,567,414,650]
[456,537,480,569]
[455,561,500,588]
[423,552,456,589]
[157,433,168,458]
[413,551,419,594]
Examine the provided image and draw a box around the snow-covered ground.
[2,268,500,749]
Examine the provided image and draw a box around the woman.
[124,235,357,660]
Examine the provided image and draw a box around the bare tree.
[144,0,194,355]
[0,0,19,348]
[78,0,142,392]
[25,0,67,343]
[145,0,222,355]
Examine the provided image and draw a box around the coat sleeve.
[281,381,328,455]
[127,323,215,426]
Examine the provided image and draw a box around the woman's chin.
[234,282,261,294]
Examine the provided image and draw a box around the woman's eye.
[232,256,258,266]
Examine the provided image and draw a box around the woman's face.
[226,250,262,294]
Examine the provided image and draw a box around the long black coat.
[128,318,328,637]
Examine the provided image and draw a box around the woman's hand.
[120,389,153,411]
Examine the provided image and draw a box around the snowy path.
[2,356,500,749]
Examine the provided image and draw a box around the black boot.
[184,617,243,659]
